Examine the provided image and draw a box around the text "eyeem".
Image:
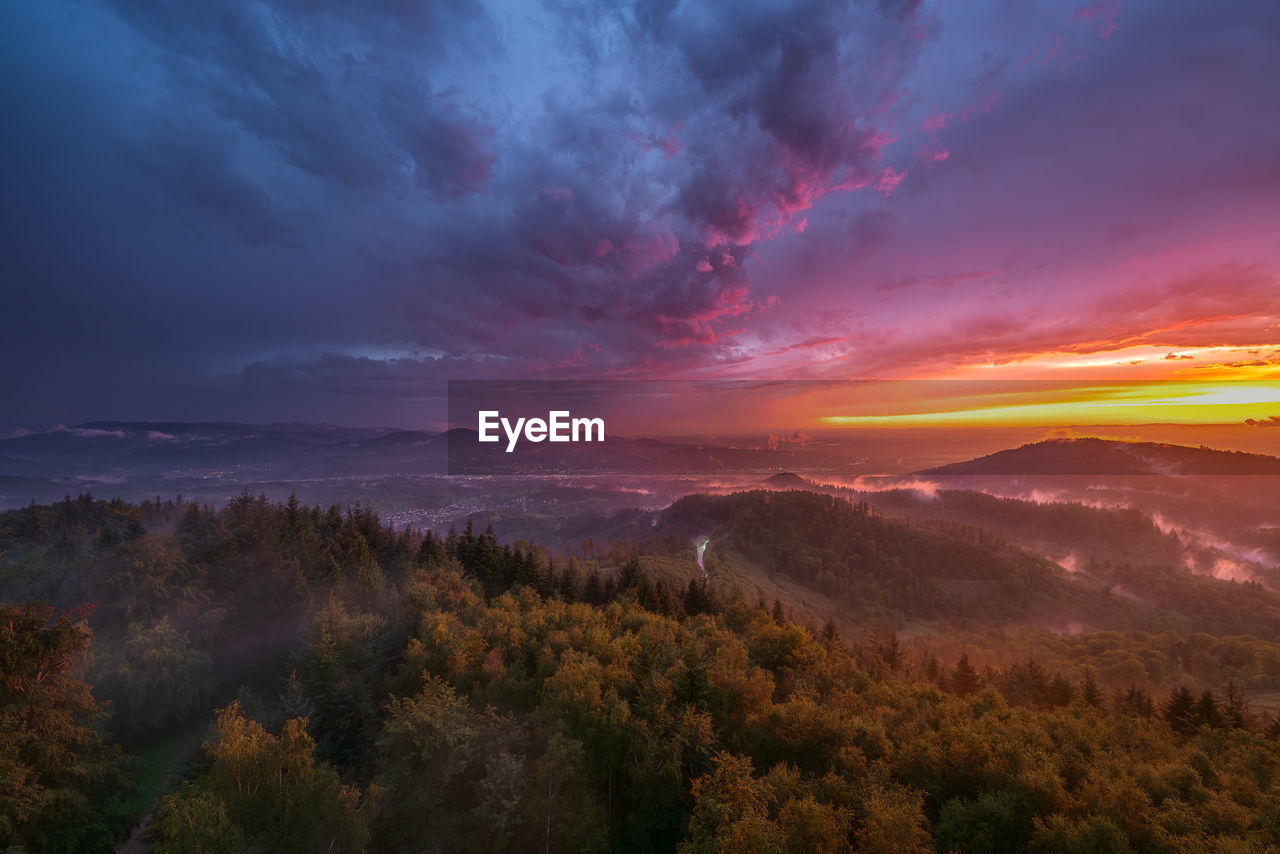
[477,410,605,453]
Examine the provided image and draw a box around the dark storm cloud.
[2,0,922,417]
[100,0,499,196]
[120,119,303,248]
[6,0,1277,427]
[387,0,922,357]
[44,0,920,389]
[658,0,916,247]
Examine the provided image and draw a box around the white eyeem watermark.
[477,410,605,452]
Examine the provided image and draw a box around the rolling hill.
[920,436,1280,475]
[651,488,1280,638]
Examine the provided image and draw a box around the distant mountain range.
[0,421,430,478]
[5,425,1280,483]
[918,437,1280,475]
[0,421,861,480]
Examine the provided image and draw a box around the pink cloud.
[770,335,849,355]
[1074,1,1121,37]
[656,283,758,348]
[690,119,888,250]
[767,431,811,450]
[844,266,1280,375]
[960,91,1001,123]
[918,145,950,164]
[868,129,899,154]
[560,348,590,367]
[617,230,680,277]
[656,132,682,158]
[921,112,952,132]
[51,425,126,438]
[876,167,906,195]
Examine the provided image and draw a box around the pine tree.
[875,626,902,671]
[1163,686,1197,733]
[619,557,642,590]
[1194,690,1222,729]
[95,525,120,552]
[1080,669,1103,708]
[125,517,146,541]
[508,548,536,590]
[1116,685,1154,718]
[282,491,304,545]
[557,563,580,603]
[684,579,709,616]
[950,653,980,696]
[1223,679,1249,728]
[1046,674,1075,707]
[820,618,840,646]
[583,568,604,605]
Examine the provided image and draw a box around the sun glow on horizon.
[819,381,1280,428]
[952,344,1280,379]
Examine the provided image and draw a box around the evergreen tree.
[684,579,709,617]
[124,518,146,541]
[583,569,604,605]
[1223,679,1249,728]
[1194,690,1222,729]
[1116,685,1155,718]
[1163,686,1197,733]
[951,653,980,696]
[557,563,581,603]
[413,531,438,567]
[1080,669,1103,708]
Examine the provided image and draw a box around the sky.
[2,0,1278,431]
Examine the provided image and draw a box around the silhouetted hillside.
[920,437,1280,475]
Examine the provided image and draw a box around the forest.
[5,490,1280,851]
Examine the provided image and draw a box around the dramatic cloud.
[827,265,1280,376]
[1,0,1277,427]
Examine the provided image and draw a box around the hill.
[659,490,1100,625]
[654,489,1280,638]
[920,437,1280,475]
[760,471,811,489]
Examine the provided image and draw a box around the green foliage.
[375,564,1280,853]
[148,702,379,853]
[294,597,393,771]
[1029,814,1132,853]
[10,493,1280,852]
[934,790,1032,853]
[661,490,1074,623]
[681,752,782,854]
[95,616,215,740]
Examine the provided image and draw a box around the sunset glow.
[3,0,1278,437]
[820,381,1280,428]
[8,3,1280,852]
